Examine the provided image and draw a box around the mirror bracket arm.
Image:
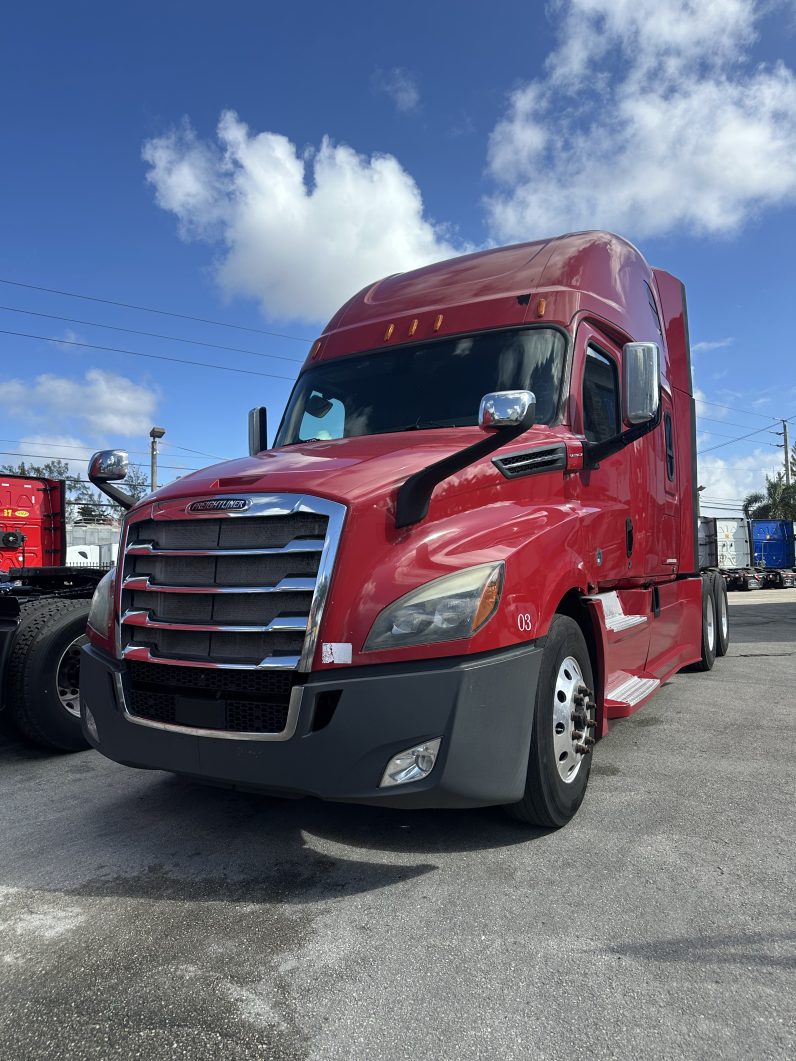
[89,479,135,511]
[583,406,662,469]
[395,419,533,529]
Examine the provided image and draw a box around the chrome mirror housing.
[479,390,536,431]
[88,449,129,482]
[622,342,660,425]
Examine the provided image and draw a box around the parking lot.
[1,592,794,1061]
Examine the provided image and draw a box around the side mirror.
[479,390,536,431]
[88,450,129,482]
[248,406,268,456]
[622,342,660,425]
[88,450,135,511]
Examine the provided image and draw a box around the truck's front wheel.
[5,598,91,752]
[505,615,594,829]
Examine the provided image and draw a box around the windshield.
[275,327,566,446]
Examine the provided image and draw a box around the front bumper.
[80,641,544,808]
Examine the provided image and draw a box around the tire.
[5,598,91,752]
[713,572,729,657]
[505,615,595,829]
[692,575,716,672]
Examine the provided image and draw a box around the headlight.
[364,562,503,652]
[88,567,116,640]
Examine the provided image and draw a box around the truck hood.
[146,427,563,511]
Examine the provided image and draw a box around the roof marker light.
[310,339,322,360]
[408,319,418,336]
[434,314,443,332]
[384,323,395,341]
[536,298,547,318]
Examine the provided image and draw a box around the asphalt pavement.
[1,591,794,1060]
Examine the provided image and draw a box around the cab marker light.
[384,323,395,341]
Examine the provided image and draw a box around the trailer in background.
[750,519,796,588]
[698,517,761,591]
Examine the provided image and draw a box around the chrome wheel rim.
[719,589,728,641]
[706,601,715,652]
[552,655,585,784]
[56,635,86,718]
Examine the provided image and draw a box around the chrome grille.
[119,494,345,671]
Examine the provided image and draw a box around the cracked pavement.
[1,591,794,1060]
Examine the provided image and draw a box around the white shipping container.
[698,517,751,569]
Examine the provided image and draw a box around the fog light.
[380,738,442,788]
[84,705,99,742]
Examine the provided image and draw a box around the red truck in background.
[0,474,112,751]
[80,231,729,828]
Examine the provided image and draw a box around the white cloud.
[692,337,734,354]
[698,447,782,513]
[373,67,421,113]
[143,111,462,323]
[4,435,93,479]
[486,0,796,241]
[2,369,159,438]
[53,328,87,351]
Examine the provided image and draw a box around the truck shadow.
[0,737,542,908]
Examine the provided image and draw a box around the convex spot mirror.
[479,390,536,431]
[88,449,129,482]
[622,342,660,425]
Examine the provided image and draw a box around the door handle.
[625,518,634,558]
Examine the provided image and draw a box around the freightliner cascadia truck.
[80,231,729,828]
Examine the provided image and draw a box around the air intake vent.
[493,445,566,480]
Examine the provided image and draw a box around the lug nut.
[572,730,584,740]
[575,743,590,755]
[584,737,595,747]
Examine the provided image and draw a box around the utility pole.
[776,420,791,487]
[149,426,166,491]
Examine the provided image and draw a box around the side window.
[664,412,675,481]
[645,281,663,338]
[582,346,620,444]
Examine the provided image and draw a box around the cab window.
[582,347,620,443]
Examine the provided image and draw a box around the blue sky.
[2,0,795,515]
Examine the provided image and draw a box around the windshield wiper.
[394,417,455,432]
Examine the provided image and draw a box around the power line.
[0,437,209,465]
[0,305,306,365]
[695,397,779,421]
[697,413,796,456]
[0,449,204,473]
[0,328,298,381]
[0,278,313,344]
[160,441,230,461]
[697,424,781,456]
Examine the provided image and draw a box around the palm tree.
[742,473,796,519]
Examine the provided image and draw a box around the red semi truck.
[80,231,728,827]
[0,474,110,750]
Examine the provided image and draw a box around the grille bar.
[122,575,316,594]
[121,609,308,634]
[126,539,325,557]
[122,645,302,670]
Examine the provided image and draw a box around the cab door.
[574,324,638,587]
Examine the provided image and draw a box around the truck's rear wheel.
[691,576,717,672]
[713,572,729,657]
[505,615,595,829]
[5,598,91,752]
